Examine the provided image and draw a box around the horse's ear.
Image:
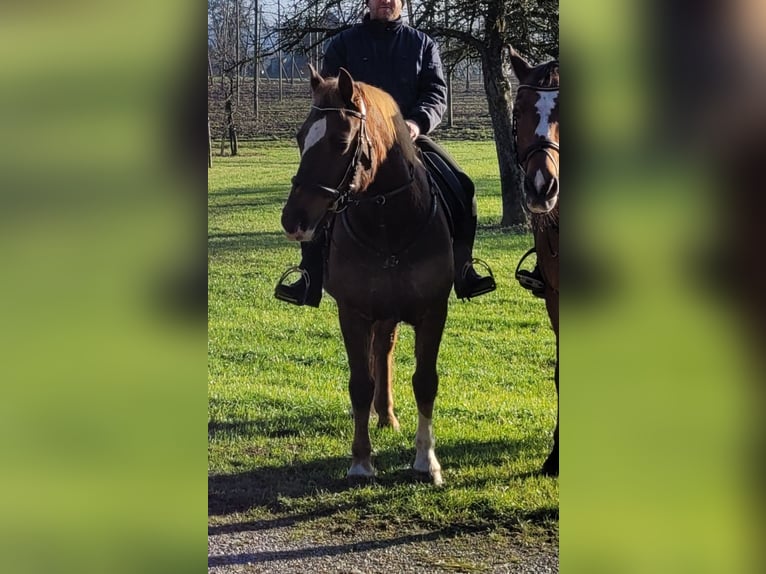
[506,45,532,83]
[308,64,323,91]
[338,67,355,107]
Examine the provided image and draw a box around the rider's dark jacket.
[321,15,447,136]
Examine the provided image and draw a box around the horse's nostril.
[282,207,308,234]
[546,177,558,200]
[524,175,538,196]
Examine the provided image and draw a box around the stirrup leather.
[515,248,546,291]
[273,266,310,305]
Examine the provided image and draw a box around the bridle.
[290,104,368,213]
[290,104,416,214]
[512,85,560,174]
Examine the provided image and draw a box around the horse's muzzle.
[525,175,559,214]
[281,205,313,241]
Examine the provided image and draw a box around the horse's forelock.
[534,61,559,88]
[311,77,416,190]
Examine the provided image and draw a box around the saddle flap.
[421,151,469,238]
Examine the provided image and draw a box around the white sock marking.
[414,413,442,485]
[347,462,375,478]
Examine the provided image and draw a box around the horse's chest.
[325,254,452,319]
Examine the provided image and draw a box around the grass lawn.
[208,139,558,542]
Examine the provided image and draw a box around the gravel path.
[209,519,558,573]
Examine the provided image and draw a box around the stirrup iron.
[458,257,497,300]
[515,248,546,291]
[273,266,310,305]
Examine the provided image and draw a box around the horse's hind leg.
[412,306,448,486]
[371,320,400,430]
[542,301,559,476]
[338,305,376,480]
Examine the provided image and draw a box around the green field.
[208,140,558,541]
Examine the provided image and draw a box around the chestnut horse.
[509,49,560,476]
[280,66,453,485]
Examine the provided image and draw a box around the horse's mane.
[317,78,416,191]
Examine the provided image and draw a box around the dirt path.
[209,519,558,573]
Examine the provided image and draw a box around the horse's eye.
[332,137,348,150]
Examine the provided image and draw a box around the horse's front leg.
[338,305,376,481]
[412,305,448,486]
[542,356,559,476]
[371,320,400,430]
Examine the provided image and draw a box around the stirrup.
[515,248,546,293]
[273,266,310,305]
[458,258,497,300]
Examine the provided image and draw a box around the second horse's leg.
[371,320,400,430]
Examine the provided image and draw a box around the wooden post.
[444,1,453,127]
[208,116,213,167]
[447,67,453,128]
[235,0,240,106]
[465,61,470,91]
[277,0,283,102]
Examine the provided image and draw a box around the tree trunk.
[480,4,527,227]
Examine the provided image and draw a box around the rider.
[275,0,497,307]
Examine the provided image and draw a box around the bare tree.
[410,0,558,226]
[270,0,558,226]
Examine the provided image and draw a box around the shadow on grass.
[210,185,287,202]
[208,454,352,516]
[208,437,552,516]
[208,230,291,254]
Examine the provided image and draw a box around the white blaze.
[534,92,558,138]
[302,117,327,156]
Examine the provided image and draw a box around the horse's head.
[281,66,372,242]
[509,48,559,215]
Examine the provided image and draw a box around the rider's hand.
[405,120,421,141]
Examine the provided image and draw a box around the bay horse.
[509,48,560,476]
[280,66,453,485]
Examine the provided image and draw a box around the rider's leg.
[416,136,496,300]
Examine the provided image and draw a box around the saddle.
[419,149,470,238]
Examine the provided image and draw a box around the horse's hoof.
[377,416,400,431]
[347,474,375,487]
[347,462,376,485]
[541,456,558,477]
[414,468,444,487]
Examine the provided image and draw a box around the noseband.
[512,85,560,173]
